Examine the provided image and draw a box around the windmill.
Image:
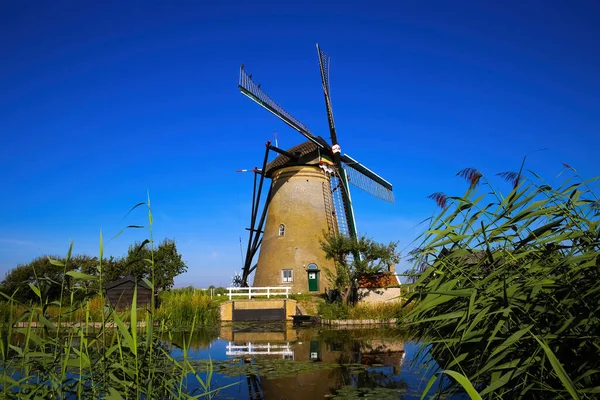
[238,44,394,293]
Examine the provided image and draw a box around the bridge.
[220,286,297,321]
[226,342,294,358]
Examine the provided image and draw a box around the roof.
[105,275,152,290]
[264,141,325,177]
[357,273,400,288]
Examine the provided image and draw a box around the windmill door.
[307,264,319,292]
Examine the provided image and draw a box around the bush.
[318,301,350,320]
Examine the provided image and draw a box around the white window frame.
[278,224,285,236]
[282,269,293,283]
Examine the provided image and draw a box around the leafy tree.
[122,238,187,292]
[1,238,187,302]
[1,254,96,303]
[320,233,400,305]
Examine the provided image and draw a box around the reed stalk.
[0,197,230,398]
[405,166,600,399]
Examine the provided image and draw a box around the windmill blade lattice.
[342,154,395,204]
[329,173,351,237]
[317,44,337,146]
[238,66,325,149]
[317,45,331,94]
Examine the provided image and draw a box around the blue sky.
[1,1,598,287]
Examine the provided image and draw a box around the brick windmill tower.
[238,44,394,294]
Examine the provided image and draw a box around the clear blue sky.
[1,1,598,287]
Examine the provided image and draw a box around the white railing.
[226,342,294,358]
[226,286,292,300]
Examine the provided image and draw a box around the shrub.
[318,301,350,320]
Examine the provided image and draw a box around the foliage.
[190,357,339,380]
[320,233,400,305]
[348,302,403,320]
[405,165,600,398]
[331,385,406,399]
[0,255,96,303]
[0,198,233,398]
[117,238,187,292]
[1,238,187,303]
[96,255,126,287]
[155,287,220,326]
[318,301,403,320]
[318,301,350,319]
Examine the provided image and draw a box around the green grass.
[404,166,600,398]
[155,287,222,327]
[1,288,225,328]
[317,301,405,320]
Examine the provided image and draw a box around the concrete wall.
[219,299,297,321]
[253,165,336,294]
[357,287,404,304]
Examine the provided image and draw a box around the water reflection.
[211,323,410,399]
[5,324,418,398]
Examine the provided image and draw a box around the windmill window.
[278,224,285,236]
[282,269,293,283]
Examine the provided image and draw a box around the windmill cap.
[265,140,331,178]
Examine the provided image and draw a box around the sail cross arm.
[238,66,326,150]
[341,154,395,204]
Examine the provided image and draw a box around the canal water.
[168,323,465,399]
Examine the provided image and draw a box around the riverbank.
[320,318,398,327]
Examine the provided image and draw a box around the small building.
[105,275,152,309]
[357,272,403,304]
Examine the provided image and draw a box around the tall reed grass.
[405,166,600,398]
[155,287,221,327]
[318,301,404,320]
[0,197,233,398]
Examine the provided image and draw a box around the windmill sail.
[317,44,338,147]
[329,172,356,237]
[316,45,358,237]
[341,154,395,204]
[238,66,325,149]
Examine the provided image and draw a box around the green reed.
[155,287,221,327]
[0,196,233,398]
[317,300,406,320]
[405,166,600,399]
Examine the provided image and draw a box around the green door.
[309,340,321,360]
[308,271,319,292]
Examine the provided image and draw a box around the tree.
[99,256,126,286]
[1,238,187,303]
[1,254,96,303]
[320,233,400,305]
[122,238,187,292]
